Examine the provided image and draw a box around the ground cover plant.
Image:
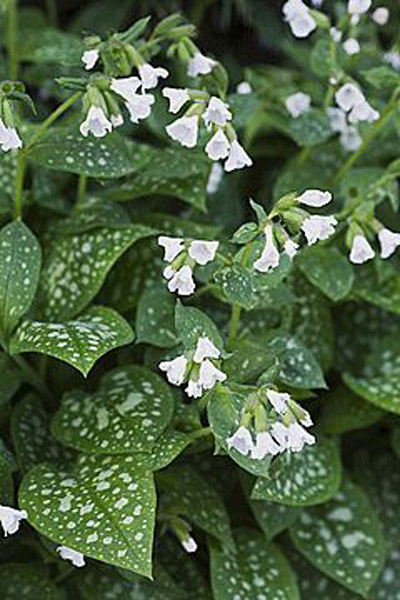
[0,0,400,597]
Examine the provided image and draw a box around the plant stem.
[332,96,399,185]
[14,150,27,219]
[76,174,87,208]
[187,426,212,443]
[12,354,51,399]
[6,0,18,80]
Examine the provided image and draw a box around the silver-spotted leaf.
[296,247,354,302]
[136,283,177,348]
[175,301,223,352]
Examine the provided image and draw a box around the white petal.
[198,359,227,390]
[166,115,199,148]
[349,234,375,264]
[224,140,252,172]
[266,389,291,414]
[372,7,389,25]
[185,378,203,398]
[167,265,196,296]
[0,506,27,536]
[236,81,252,94]
[326,107,347,133]
[285,92,311,118]
[203,97,232,127]
[162,87,189,113]
[110,77,142,102]
[301,215,337,245]
[340,126,362,151]
[79,106,112,138]
[125,94,155,123]
[111,114,124,128]
[188,240,219,266]
[138,64,169,89]
[335,83,365,111]
[0,125,22,151]
[348,0,372,15]
[298,189,332,207]
[384,52,400,71]
[251,431,281,459]
[378,228,400,259]
[159,355,188,385]
[270,422,290,451]
[288,11,317,38]
[187,52,216,77]
[206,163,224,194]
[287,422,315,452]
[57,546,86,568]
[193,336,220,363]
[343,38,360,55]
[226,426,254,455]
[182,536,198,553]
[82,49,99,70]
[205,129,231,161]
[348,100,379,124]
[284,239,299,259]
[158,236,185,262]
[254,224,280,272]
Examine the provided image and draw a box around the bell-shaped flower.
[301,215,337,245]
[224,140,253,172]
[330,27,343,42]
[270,422,290,450]
[372,7,389,25]
[0,506,27,536]
[125,93,155,124]
[348,0,372,14]
[237,81,252,95]
[162,87,189,114]
[182,536,198,553]
[349,234,375,264]
[110,77,142,103]
[166,265,196,296]
[57,546,86,568]
[111,114,124,128]
[189,240,219,266]
[193,336,220,363]
[287,422,316,452]
[298,189,332,208]
[185,378,203,398]
[227,425,254,455]
[79,106,112,138]
[251,431,281,459]
[138,63,169,90]
[187,52,216,77]
[283,0,317,39]
[199,359,227,390]
[378,228,400,259]
[327,107,347,133]
[0,121,22,152]
[335,83,365,112]
[166,115,199,148]
[81,49,99,70]
[203,97,232,127]
[158,236,185,262]
[159,356,188,386]
[343,38,361,55]
[285,92,311,118]
[348,100,379,124]
[254,224,280,272]
[205,129,231,161]
[266,389,291,414]
[284,238,299,259]
[340,126,362,151]
[207,163,224,194]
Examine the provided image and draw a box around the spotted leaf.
[0,221,41,339]
[19,455,156,577]
[296,247,354,302]
[175,301,223,353]
[210,528,300,600]
[39,224,156,320]
[52,365,174,453]
[251,436,342,506]
[0,153,16,212]
[10,306,134,377]
[290,477,386,597]
[136,282,177,348]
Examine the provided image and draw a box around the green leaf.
[208,386,272,477]
[159,464,234,549]
[0,221,41,338]
[214,264,258,310]
[0,453,13,504]
[52,365,174,453]
[362,66,400,90]
[39,224,155,320]
[267,333,326,389]
[289,109,332,147]
[0,563,64,599]
[55,197,132,234]
[136,282,177,348]
[354,268,400,315]
[296,247,354,302]
[19,456,156,577]
[251,436,342,506]
[319,385,383,434]
[0,152,17,211]
[28,128,151,179]
[19,25,84,65]
[175,301,223,352]
[0,352,22,407]
[340,167,398,211]
[139,213,221,241]
[210,528,300,600]
[290,477,386,597]
[10,306,134,377]
[224,337,278,384]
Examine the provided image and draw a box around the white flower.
[348,100,380,124]
[327,107,347,133]
[138,63,169,89]
[251,431,281,459]
[236,81,252,95]
[189,240,219,266]
[266,389,291,414]
[384,52,400,71]
[226,425,254,455]
[111,114,124,128]
[125,94,155,124]
[158,236,185,262]
[340,126,362,151]
[301,215,338,245]
[335,83,365,112]
[285,92,311,118]
[343,38,361,55]
[351,14,361,25]
[378,228,400,259]
[0,121,22,151]
[81,49,99,70]
[163,265,175,280]
[162,87,189,114]
[159,356,188,386]
[57,546,85,568]
[0,506,27,536]
[283,1,317,39]
[166,115,199,148]
[284,239,299,259]
[193,336,221,363]
[182,536,198,553]
[110,77,142,102]
[287,422,315,452]
[207,163,224,194]
[298,189,332,208]
[254,224,280,272]
[205,129,231,161]
[283,0,307,20]
[187,52,216,77]
[224,140,253,172]
[79,106,112,138]
[199,359,227,390]
[372,7,389,25]
[348,0,372,15]
[203,97,232,127]
[185,378,203,398]
[349,234,375,264]
[270,422,290,449]
[167,265,196,296]
[330,27,342,42]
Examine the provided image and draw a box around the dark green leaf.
[296,247,354,302]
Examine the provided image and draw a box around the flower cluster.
[227,388,315,460]
[159,336,226,398]
[253,189,336,273]
[282,0,317,39]
[158,235,219,296]
[348,224,400,265]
